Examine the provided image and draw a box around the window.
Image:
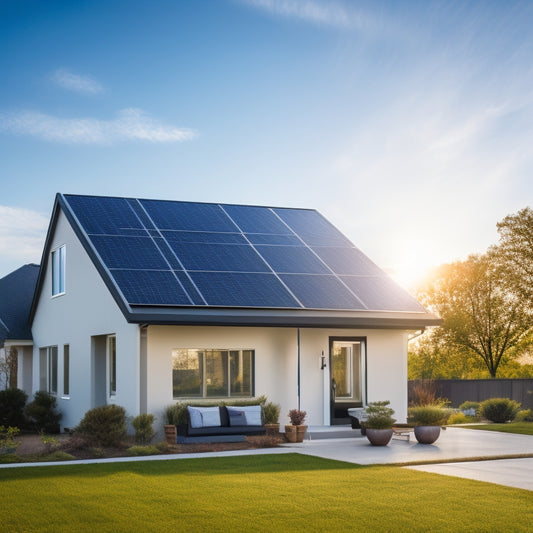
[39,346,58,395]
[108,335,116,397]
[172,349,253,399]
[63,345,70,397]
[51,245,66,296]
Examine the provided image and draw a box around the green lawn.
[461,422,533,435]
[1,454,532,532]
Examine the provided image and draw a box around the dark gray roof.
[0,263,40,345]
[31,194,441,329]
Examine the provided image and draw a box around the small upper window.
[52,245,66,296]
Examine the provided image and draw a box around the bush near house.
[132,413,155,444]
[479,398,521,423]
[76,404,127,447]
[0,388,28,428]
[458,401,480,415]
[515,409,533,422]
[25,391,62,434]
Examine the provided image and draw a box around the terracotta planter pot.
[365,428,393,446]
[285,425,298,443]
[265,423,280,436]
[296,425,308,442]
[164,424,177,445]
[414,426,441,444]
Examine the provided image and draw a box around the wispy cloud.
[51,68,105,95]
[240,0,371,30]
[0,206,48,270]
[0,108,197,144]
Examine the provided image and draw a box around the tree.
[416,254,533,378]
[494,206,533,303]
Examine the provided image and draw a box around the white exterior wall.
[31,210,139,430]
[146,325,410,430]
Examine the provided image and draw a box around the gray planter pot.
[365,428,393,446]
[414,426,441,444]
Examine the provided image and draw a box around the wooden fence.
[408,379,533,409]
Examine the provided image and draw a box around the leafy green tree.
[416,254,533,378]
[494,207,533,303]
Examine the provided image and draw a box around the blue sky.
[1,0,533,287]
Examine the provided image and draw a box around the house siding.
[31,210,139,431]
[146,325,409,428]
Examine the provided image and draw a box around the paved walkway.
[2,427,533,492]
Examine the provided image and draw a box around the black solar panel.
[63,194,423,312]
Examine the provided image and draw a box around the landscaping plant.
[364,401,396,429]
[76,404,127,447]
[408,404,450,426]
[25,391,62,433]
[0,388,28,428]
[132,413,155,444]
[262,402,280,425]
[287,409,306,425]
[479,398,521,423]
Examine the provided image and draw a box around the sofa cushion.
[227,405,262,426]
[187,406,203,429]
[187,406,222,428]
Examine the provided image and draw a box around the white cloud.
[240,0,369,30]
[0,108,198,144]
[0,206,49,270]
[51,68,105,95]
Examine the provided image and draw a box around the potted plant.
[408,404,450,444]
[364,401,396,446]
[263,402,281,436]
[285,409,307,443]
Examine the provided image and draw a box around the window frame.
[39,346,58,395]
[172,348,255,400]
[107,335,117,398]
[63,344,70,398]
[51,245,66,297]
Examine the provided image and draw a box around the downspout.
[297,328,301,410]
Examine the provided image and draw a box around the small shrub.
[25,391,62,433]
[76,404,127,447]
[41,434,59,453]
[288,409,307,425]
[0,425,20,452]
[262,402,281,425]
[364,401,396,429]
[479,398,521,423]
[155,441,171,453]
[447,412,468,425]
[408,404,450,426]
[132,413,155,444]
[515,409,533,422]
[410,380,437,406]
[127,445,160,456]
[38,451,75,462]
[0,388,28,428]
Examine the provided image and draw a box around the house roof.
[0,263,40,345]
[31,193,441,329]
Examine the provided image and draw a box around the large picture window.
[172,349,253,399]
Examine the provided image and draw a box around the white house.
[29,194,440,432]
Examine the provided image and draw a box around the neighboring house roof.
[0,263,40,345]
[31,194,441,329]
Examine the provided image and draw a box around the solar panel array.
[64,194,425,312]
